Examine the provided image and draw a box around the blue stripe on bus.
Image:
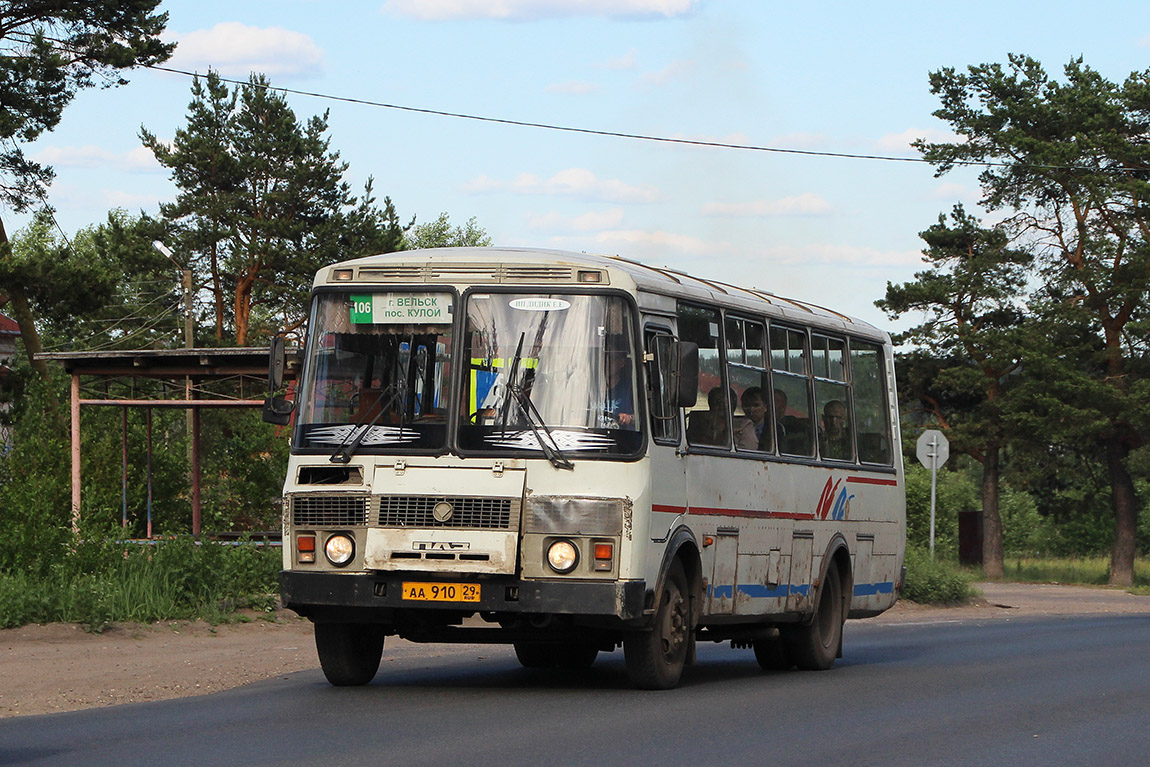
[707,582,895,599]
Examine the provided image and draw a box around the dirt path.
[3,582,1148,718]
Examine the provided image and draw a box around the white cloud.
[382,0,699,21]
[875,127,958,156]
[928,182,980,204]
[606,49,638,71]
[32,145,162,173]
[702,193,833,218]
[168,22,324,79]
[761,243,924,269]
[640,59,697,87]
[526,209,626,231]
[463,168,660,203]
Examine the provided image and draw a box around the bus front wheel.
[314,622,386,686]
[781,560,844,670]
[624,560,690,689]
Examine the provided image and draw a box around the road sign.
[916,429,949,470]
[916,429,950,559]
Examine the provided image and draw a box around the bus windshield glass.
[295,292,454,453]
[459,292,642,457]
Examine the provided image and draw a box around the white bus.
[266,247,905,690]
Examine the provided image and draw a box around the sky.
[12,0,1150,330]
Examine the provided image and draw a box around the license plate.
[401,582,481,603]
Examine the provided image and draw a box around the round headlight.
[324,534,355,566]
[546,540,579,573]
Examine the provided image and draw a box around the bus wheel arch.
[782,540,852,670]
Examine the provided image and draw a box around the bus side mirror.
[676,341,699,408]
[263,336,294,425]
[269,335,286,391]
[263,396,294,425]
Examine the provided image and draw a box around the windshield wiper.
[507,383,574,470]
[329,382,407,464]
[329,338,425,464]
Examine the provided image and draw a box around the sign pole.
[916,429,950,561]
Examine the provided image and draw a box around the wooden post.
[70,373,81,535]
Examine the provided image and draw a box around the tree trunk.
[981,444,1005,579]
[1106,436,1138,587]
[234,269,255,346]
[6,287,52,383]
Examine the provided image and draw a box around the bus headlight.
[324,534,355,567]
[546,540,579,573]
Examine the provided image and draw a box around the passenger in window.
[773,389,790,446]
[819,400,851,460]
[604,349,636,429]
[687,386,731,445]
[737,386,770,450]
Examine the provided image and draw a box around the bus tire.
[514,642,599,670]
[624,560,690,689]
[752,633,793,671]
[781,560,844,671]
[314,623,385,686]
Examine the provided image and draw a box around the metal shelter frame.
[37,348,298,536]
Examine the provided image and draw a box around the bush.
[901,546,978,605]
[0,536,281,631]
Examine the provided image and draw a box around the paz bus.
[265,247,905,690]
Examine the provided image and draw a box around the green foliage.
[0,0,173,212]
[142,71,409,345]
[404,212,494,250]
[0,536,281,631]
[902,546,978,604]
[904,462,978,558]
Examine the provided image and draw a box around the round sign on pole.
[916,429,949,470]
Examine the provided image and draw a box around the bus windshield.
[458,292,642,457]
[295,292,454,453]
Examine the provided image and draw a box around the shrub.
[901,546,978,605]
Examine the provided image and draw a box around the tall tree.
[916,55,1150,585]
[0,0,174,379]
[878,205,1032,577]
[142,72,406,345]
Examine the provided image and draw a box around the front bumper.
[280,570,648,623]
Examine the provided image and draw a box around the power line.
[145,64,942,167]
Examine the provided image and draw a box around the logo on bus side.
[413,541,470,551]
[815,477,855,521]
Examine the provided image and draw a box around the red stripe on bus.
[652,504,687,514]
[687,506,813,520]
[845,476,900,486]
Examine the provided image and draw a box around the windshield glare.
[293,290,642,457]
[295,292,454,451]
[458,293,641,456]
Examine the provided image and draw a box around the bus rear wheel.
[781,560,844,671]
[314,623,386,686]
[624,560,690,689]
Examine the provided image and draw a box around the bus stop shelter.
[37,348,298,536]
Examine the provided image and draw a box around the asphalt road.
[3,613,1149,767]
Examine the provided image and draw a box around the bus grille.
[291,495,370,526]
[378,496,516,530]
[355,263,576,284]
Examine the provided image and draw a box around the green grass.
[999,556,1150,589]
[0,537,281,632]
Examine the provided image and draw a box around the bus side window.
[770,325,814,457]
[850,340,893,465]
[645,329,681,444]
[678,304,729,449]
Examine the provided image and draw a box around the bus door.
[643,325,688,546]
